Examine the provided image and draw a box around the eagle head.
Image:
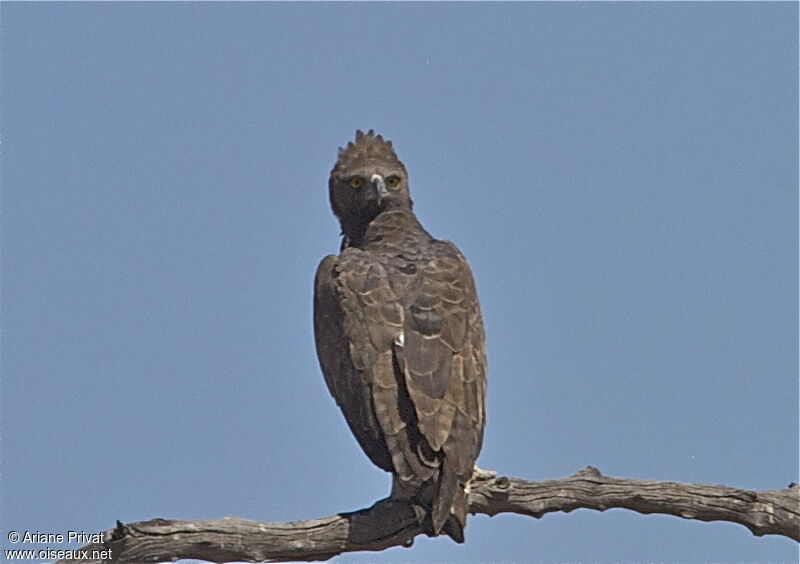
[329,130,411,231]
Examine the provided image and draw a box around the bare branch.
[468,467,799,540]
[55,466,800,564]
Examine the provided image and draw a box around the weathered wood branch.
[55,466,799,564]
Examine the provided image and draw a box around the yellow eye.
[386,175,401,188]
[349,176,364,189]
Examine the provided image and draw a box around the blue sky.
[1,2,797,563]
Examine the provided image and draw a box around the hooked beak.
[369,173,389,204]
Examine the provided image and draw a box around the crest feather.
[333,129,404,174]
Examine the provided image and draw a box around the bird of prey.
[313,130,487,542]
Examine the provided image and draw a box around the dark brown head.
[329,130,411,238]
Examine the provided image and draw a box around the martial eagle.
[314,130,487,542]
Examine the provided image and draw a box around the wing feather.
[394,241,487,533]
[314,239,486,538]
[315,249,436,483]
[314,253,395,471]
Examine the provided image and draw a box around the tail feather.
[442,515,465,544]
[431,470,458,535]
[431,456,468,543]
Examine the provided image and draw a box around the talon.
[471,467,497,481]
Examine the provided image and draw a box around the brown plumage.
[314,130,487,543]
